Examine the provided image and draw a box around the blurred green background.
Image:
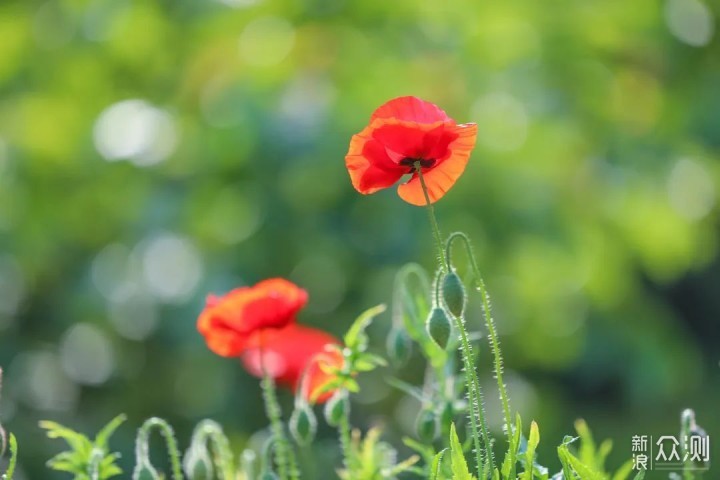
[0,0,719,477]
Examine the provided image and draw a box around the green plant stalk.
[446,233,513,460]
[191,420,235,480]
[337,397,355,474]
[416,166,493,477]
[415,163,449,273]
[261,372,299,480]
[453,313,495,477]
[135,417,184,480]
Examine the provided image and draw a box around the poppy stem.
[260,340,300,480]
[415,164,493,477]
[446,232,515,477]
[415,164,449,273]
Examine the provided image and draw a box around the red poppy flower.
[241,324,343,403]
[345,96,478,205]
[197,278,308,357]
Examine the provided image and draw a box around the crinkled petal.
[397,123,478,205]
[371,96,451,124]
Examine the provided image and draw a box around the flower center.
[400,157,435,172]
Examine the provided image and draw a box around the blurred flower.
[197,278,308,357]
[241,324,342,403]
[345,96,477,205]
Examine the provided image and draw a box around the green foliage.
[337,427,419,480]
[40,415,125,480]
[1,434,17,480]
[448,423,475,480]
[313,304,388,401]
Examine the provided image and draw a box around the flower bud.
[260,472,280,480]
[415,408,438,442]
[183,449,213,480]
[290,404,317,446]
[442,270,466,317]
[324,391,349,427]
[386,327,412,366]
[426,307,451,349]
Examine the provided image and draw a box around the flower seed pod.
[426,307,451,349]
[324,391,349,427]
[387,327,412,366]
[290,404,317,446]
[415,408,438,442]
[442,270,466,317]
[183,449,213,480]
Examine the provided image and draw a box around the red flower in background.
[197,278,308,357]
[241,324,343,403]
[345,96,478,205]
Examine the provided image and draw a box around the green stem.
[415,166,492,478]
[453,314,494,477]
[416,164,449,273]
[337,394,355,474]
[261,372,300,480]
[190,420,235,480]
[134,417,184,480]
[446,232,514,472]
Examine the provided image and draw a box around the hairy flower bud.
[442,270,466,317]
[324,391,349,427]
[415,408,438,442]
[290,404,317,446]
[386,327,412,366]
[426,307,451,349]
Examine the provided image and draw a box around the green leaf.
[449,423,475,480]
[95,415,127,449]
[502,413,522,479]
[611,459,634,480]
[522,421,539,480]
[430,448,448,480]
[344,304,387,351]
[385,376,426,402]
[558,440,603,480]
[353,352,387,372]
[4,433,17,480]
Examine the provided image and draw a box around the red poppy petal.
[397,123,478,205]
[371,96,451,124]
[240,324,341,399]
[197,312,248,357]
[346,127,406,195]
[370,121,449,160]
[197,278,307,357]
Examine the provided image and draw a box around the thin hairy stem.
[337,398,355,474]
[415,164,449,273]
[446,232,514,472]
[260,352,300,480]
[453,314,494,477]
[134,417,184,480]
[415,168,492,477]
[190,420,235,480]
